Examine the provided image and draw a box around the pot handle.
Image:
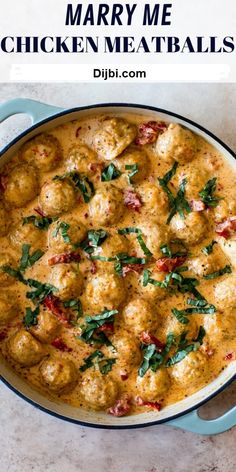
[0,98,63,125]
[168,405,236,435]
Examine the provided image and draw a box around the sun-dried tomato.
[155,256,186,273]
[51,337,72,352]
[140,331,165,352]
[48,252,81,266]
[124,189,142,211]
[108,395,131,417]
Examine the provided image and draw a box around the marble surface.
[1,83,236,472]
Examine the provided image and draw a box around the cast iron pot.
[1,98,236,435]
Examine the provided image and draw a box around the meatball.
[0,293,17,325]
[89,184,124,226]
[93,117,137,160]
[39,180,76,217]
[10,222,46,252]
[140,223,170,258]
[171,351,209,390]
[85,271,126,311]
[49,264,83,301]
[40,357,78,393]
[4,165,39,208]
[163,314,198,340]
[80,370,119,409]
[136,369,170,401]
[66,144,98,176]
[214,275,236,311]
[170,212,208,246]
[48,217,87,251]
[0,202,11,237]
[0,253,17,287]
[93,233,129,259]
[156,123,197,164]
[218,237,236,269]
[122,299,158,336]
[203,310,236,343]
[214,198,236,222]
[177,164,209,199]
[188,253,222,278]
[112,331,141,373]
[137,182,168,221]
[20,134,62,172]
[30,310,60,343]
[139,270,167,302]
[114,146,149,183]
[7,329,45,366]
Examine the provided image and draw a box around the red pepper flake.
[122,263,144,277]
[108,395,131,417]
[0,329,8,341]
[190,200,206,212]
[48,252,81,266]
[44,295,69,325]
[51,337,72,352]
[224,352,235,361]
[120,371,129,381]
[124,189,142,211]
[215,217,236,239]
[84,213,89,219]
[89,162,104,173]
[34,207,47,218]
[75,126,82,138]
[135,121,167,146]
[136,396,162,411]
[155,256,186,273]
[140,331,165,352]
[90,261,97,274]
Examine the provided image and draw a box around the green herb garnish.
[202,240,217,256]
[22,215,56,230]
[101,163,121,182]
[99,358,116,375]
[199,178,221,208]
[79,229,108,254]
[52,222,71,243]
[166,326,205,366]
[158,164,191,224]
[125,164,139,183]
[19,244,44,272]
[203,265,232,280]
[118,227,152,257]
[53,171,95,203]
[26,279,57,304]
[79,350,116,374]
[79,309,118,344]
[79,350,104,372]
[1,266,26,284]
[64,299,83,324]
[23,306,40,328]
[138,333,175,377]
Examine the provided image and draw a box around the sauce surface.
[1,113,236,417]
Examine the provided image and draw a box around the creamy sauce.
[1,112,236,416]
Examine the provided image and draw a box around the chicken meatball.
[93,233,129,259]
[203,310,236,343]
[177,164,209,199]
[188,252,222,278]
[39,180,76,217]
[137,182,168,221]
[171,351,209,390]
[49,264,83,301]
[20,134,62,172]
[214,275,236,311]
[89,184,124,226]
[140,223,170,258]
[10,222,46,252]
[66,144,98,176]
[48,217,87,251]
[0,253,17,286]
[4,165,39,208]
[136,369,170,401]
[0,293,17,325]
[163,314,198,340]
[80,370,119,409]
[0,202,11,237]
[112,331,141,374]
[7,330,45,366]
[114,146,149,183]
[30,310,60,343]
[122,299,158,337]
[156,123,197,164]
[214,198,236,222]
[93,117,137,160]
[170,212,208,246]
[40,357,78,393]
[85,271,125,311]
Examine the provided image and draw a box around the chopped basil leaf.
[114,261,123,277]
[99,358,116,375]
[91,253,146,265]
[160,243,172,257]
[158,162,178,187]
[79,309,118,344]
[136,233,153,256]
[79,229,108,254]
[172,304,216,322]
[118,227,152,257]
[79,350,104,372]
[203,265,232,280]
[53,171,95,203]
[22,215,56,230]
[199,178,221,208]
[158,165,191,224]
[172,308,189,325]
[23,306,40,328]
[138,333,176,377]
[202,240,217,256]
[101,163,121,182]
[166,327,206,367]
[53,222,71,243]
[138,343,156,377]
[1,265,26,284]
[26,279,57,304]
[160,241,188,258]
[186,298,208,307]
[125,164,139,183]
[64,299,83,324]
[118,227,140,235]
[193,326,206,345]
[19,244,44,272]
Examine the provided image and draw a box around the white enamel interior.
[1,104,236,427]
